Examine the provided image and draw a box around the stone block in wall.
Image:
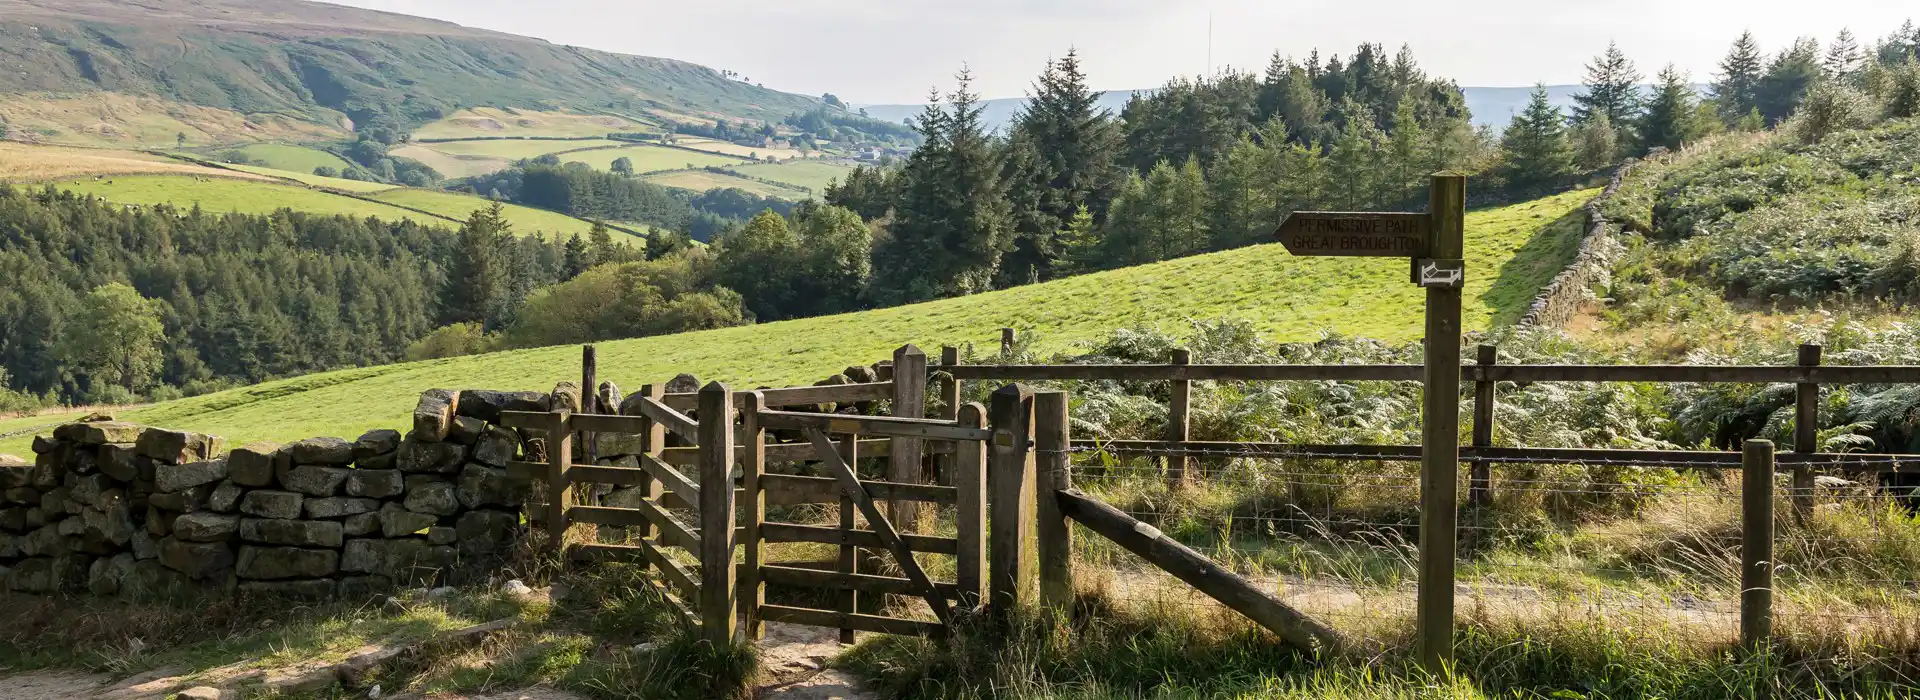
[121,559,190,599]
[4,487,36,505]
[353,430,402,462]
[456,464,522,509]
[0,456,29,484]
[148,484,213,513]
[594,432,647,457]
[56,517,84,538]
[80,503,135,547]
[1,507,25,533]
[448,416,487,445]
[228,443,280,487]
[20,524,65,557]
[455,390,546,423]
[31,435,56,454]
[341,538,453,585]
[239,579,337,600]
[412,389,460,443]
[157,537,234,580]
[304,497,378,519]
[550,381,582,414]
[345,470,404,499]
[454,509,521,555]
[171,512,239,542]
[426,526,456,546]
[87,553,135,596]
[136,429,222,464]
[31,451,64,489]
[287,437,354,466]
[146,506,175,537]
[69,473,111,508]
[241,518,344,548]
[0,535,18,559]
[155,459,229,494]
[665,373,700,394]
[238,490,304,520]
[402,477,459,516]
[236,546,338,580]
[208,481,244,513]
[281,466,349,497]
[397,438,464,474]
[379,502,436,537]
[97,444,139,482]
[357,451,397,470]
[338,575,393,601]
[69,447,100,476]
[39,487,69,514]
[131,530,157,560]
[471,427,517,467]
[343,512,381,537]
[54,422,142,445]
[9,554,91,593]
[23,506,46,529]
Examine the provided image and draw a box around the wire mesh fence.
[1061,442,1920,656]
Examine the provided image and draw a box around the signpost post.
[1274,173,1467,673]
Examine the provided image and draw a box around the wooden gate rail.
[660,381,894,411]
[756,410,995,442]
[1063,440,1920,470]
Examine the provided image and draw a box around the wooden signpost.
[1274,173,1468,672]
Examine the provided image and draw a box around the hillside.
[1583,117,1920,354]
[0,189,1596,453]
[0,0,824,146]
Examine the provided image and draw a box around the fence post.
[1793,344,1820,521]
[1742,438,1776,651]
[955,403,989,610]
[988,383,1037,622]
[1416,172,1466,673]
[581,345,598,464]
[636,383,665,571]
[837,433,861,644]
[740,391,766,641]
[698,382,738,645]
[891,345,928,530]
[546,410,573,552]
[1001,328,1017,355]
[1167,349,1192,488]
[940,346,962,421]
[1469,345,1496,509]
[1035,391,1073,614]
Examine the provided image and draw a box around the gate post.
[955,403,989,609]
[988,383,1037,623]
[635,383,665,573]
[740,391,767,641]
[891,345,928,530]
[546,410,573,553]
[1166,349,1192,488]
[1417,173,1466,673]
[1035,391,1074,614]
[698,382,737,645]
[1469,345,1497,509]
[1793,344,1821,521]
[1742,439,1776,651]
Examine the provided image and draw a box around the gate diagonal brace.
[806,428,954,624]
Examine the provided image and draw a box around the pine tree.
[1638,65,1701,152]
[562,233,592,279]
[1573,41,1645,126]
[1002,49,1123,281]
[1327,105,1385,209]
[1758,37,1823,123]
[873,69,1013,301]
[1208,134,1266,251]
[440,203,512,328]
[1712,31,1766,125]
[1386,97,1429,204]
[1500,84,1573,186]
[1144,157,1208,261]
[1054,205,1101,276]
[1824,28,1863,82]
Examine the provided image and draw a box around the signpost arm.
[1416,173,1466,673]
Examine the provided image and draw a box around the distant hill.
[857,85,1649,132]
[0,0,825,145]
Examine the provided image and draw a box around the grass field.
[730,160,858,193]
[671,136,806,160]
[0,189,1594,454]
[388,145,511,179]
[0,142,271,183]
[414,138,623,160]
[560,144,746,172]
[0,93,344,148]
[410,108,652,140]
[224,164,398,192]
[226,143,352,173]
[58,175,444,222]
[368,189,640,242]
[645,169,812,199]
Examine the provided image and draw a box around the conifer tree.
[1824,28,1864,82]
[1712,31,1766,125]
[1144,157,1208,261]
[1500,84,1573,186]
[1758,37,1824,123]
[1573,41,1645,126]
[562,233,592,279]
[1327,105,1385,209]
[441,203,513,328]
[1639,65,1701,152]
[1054,205,1101,276]
[1386,97,1429,204]
[872,69,1013,301]
[1002,50,1123,281]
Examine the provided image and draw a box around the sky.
[333,0,1915,104]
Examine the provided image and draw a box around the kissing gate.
[503,173,1920,673]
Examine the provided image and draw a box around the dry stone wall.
[1516,162,1638,329]
[0,388,554,600]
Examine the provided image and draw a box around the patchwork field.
[224,164,399,192]
[368,189,640,242]
[0,142,269,183]
[0,189,1598,454]
[560,143,746,172]
[387,145,511,179]
[225,143,354,173]
[0,93,345,148]
[58,175,442,221]
[414,138,623,160]
[645,169,812,199]
[730,159,859,193]
[410,108,652,140]
[671,136,807,160]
